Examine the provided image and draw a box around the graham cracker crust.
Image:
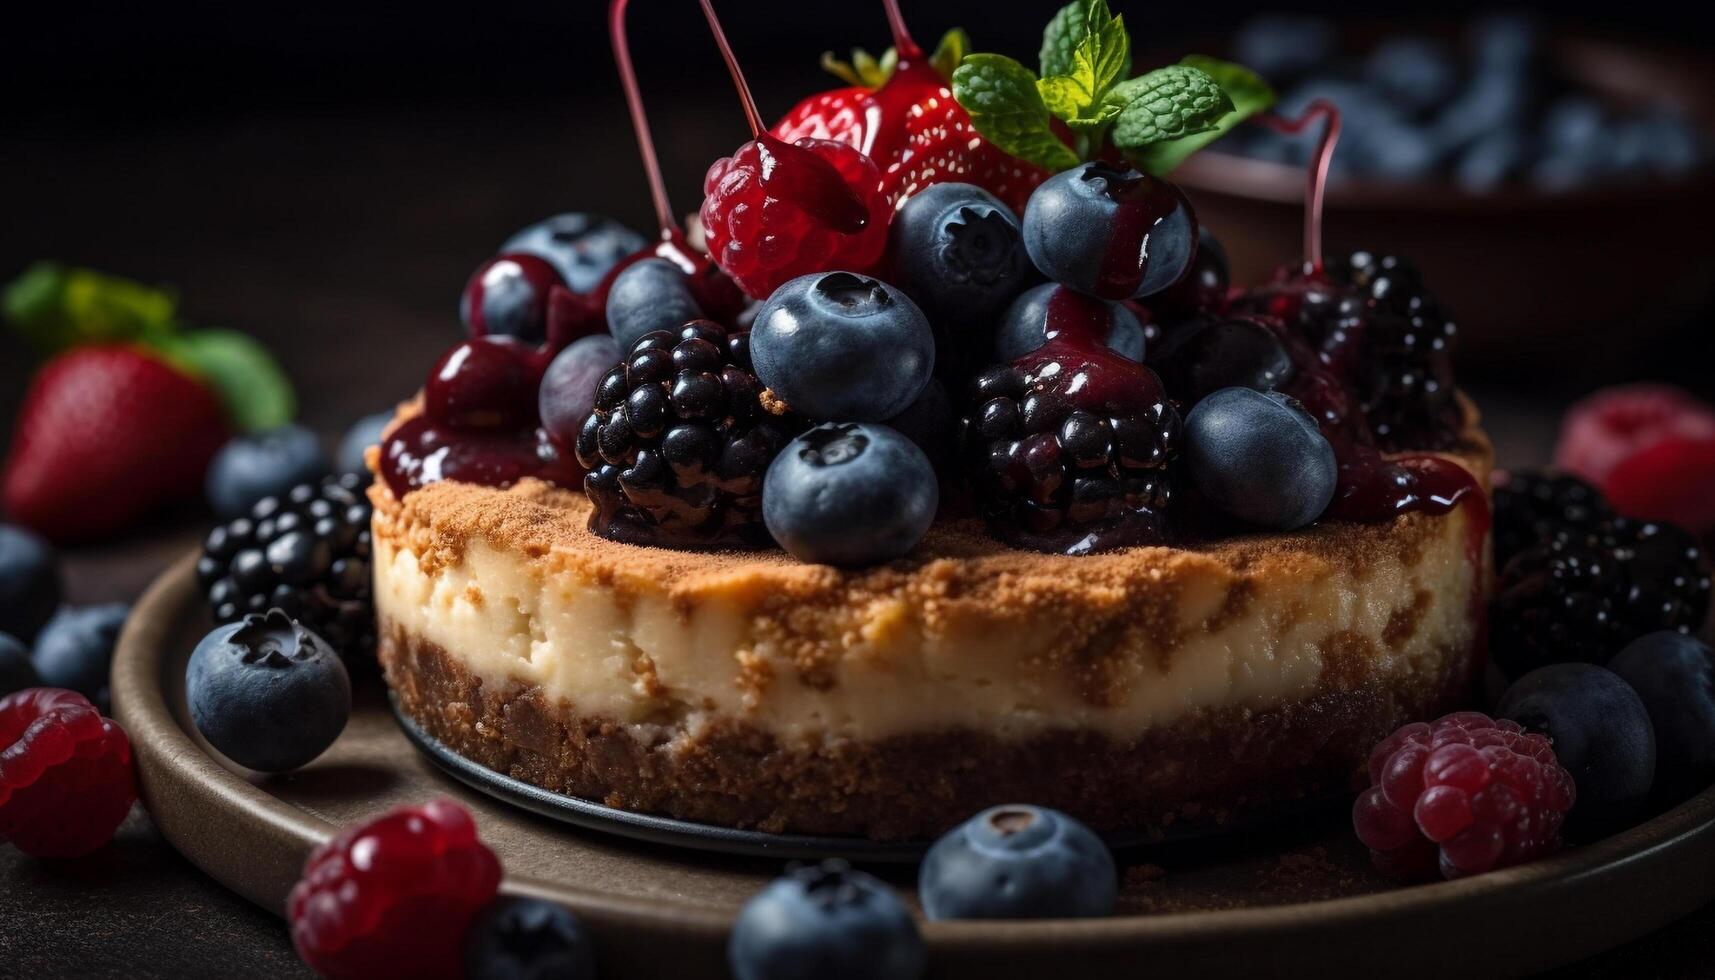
[381,625,1474,841]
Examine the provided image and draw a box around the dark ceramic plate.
[115,553,1715,979]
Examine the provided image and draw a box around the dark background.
[2,2,1714,976]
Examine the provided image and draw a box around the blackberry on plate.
[575,321,804,549]
[1492,468,1614,569]
[1491,517,1712,678]
[964,348,1180,555]
[197,473,375,659]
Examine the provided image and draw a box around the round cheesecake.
[371,400,1493,840]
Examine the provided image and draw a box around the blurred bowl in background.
[1174,33,1715,373]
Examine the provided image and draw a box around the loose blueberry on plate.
[1152,317,1293,406]
[887,181,1029,332]
[186,609,351,773]
[993,284,1146,363]
[31,603,129,712]
[750,272,934,422]
[500,212,646,294]
[539,334,623,453]
[0,632,40,699]
[461,253,566,345]
[1608,632,1715,802]
[920,804,1117,920]
[0,523,61,644]
[728,860,924,980]
[605,257,706,353]
[763,424,937,567]
[1184,388,1336,530]
[1497,663,1656,836]
[463,896,597,980]
[1021,163,1196,301]
[206,425,334,520]
[335,411,395,476]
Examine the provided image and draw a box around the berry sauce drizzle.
[379,416,580,501]
[1088,167,1186,300]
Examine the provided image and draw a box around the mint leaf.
[1039,0,1130,83]
[3,262,178,353]
[1108,65,1234,150]
[952,54,1080,172]
[155,329,295,431]
[1035,0,1129,128]
[1127,56,1277,175]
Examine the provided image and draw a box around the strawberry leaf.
[1126,56,1277,175]
[930,27,971,80]
[154,328,295,432]
[3,262,178,353]
[952,54,1081,173]
[1108,65,1234,151]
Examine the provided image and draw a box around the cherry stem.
[698,0,766,138]
[881,0,924,61]
[609,0,677,233]
[1257,99,1342,274]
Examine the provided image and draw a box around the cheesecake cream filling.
[373,508,1482,745]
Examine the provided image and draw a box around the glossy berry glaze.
[1088,167,1196,300]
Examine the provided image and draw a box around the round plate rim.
[114,551,1715,967]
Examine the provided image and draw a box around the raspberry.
[288,799,502,980]
[1353,712,1575,880]
[1555,385,1715,537]
[0,688,136,858]
[700,135,889,300]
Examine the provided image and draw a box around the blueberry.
[883,378,956,472]
[1434,69,1534,153]
[463,896,597,980]
[1608,632,1715,802]
[1358,122,1443,182]
[605,257,704,353]
[1184,388,1336,530]
[750,272,935,422]
[335,411,394,476]
[1456,130,1532,193]
[461,253,566,344]
[1468,12,1540,71]
[0,523,61,644]
[540,334,623,450]
[888,182,1029,331]
[1365,37,1460,116]
[1543,97,1608,156]
[1232,15,1336,85]
[920,805,1117,920]
[763,423,937,567]
[32,603,129,711]
[993,284,1146,363]
[1022,163,1195,300]
[1498,663,1656,835]
[1146,227,1230,321]
[500,212,646,294]
[1152,317,1292,405]
[206,425,333,521]
[729,860,924,980]
[185,609,351,773]
[0,632,41,699]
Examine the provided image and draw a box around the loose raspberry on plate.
[0,687,136,859]
[1352,712,1575,880]
[288,799,502,980]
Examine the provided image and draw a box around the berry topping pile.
[0,687,136,859]
[1353,712,1574,880]
[288,799,502,980]
[198,473,377,659]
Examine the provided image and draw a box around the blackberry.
[963,351,1180,555]
[1323,251,1461,450]
[197,473,375,658]
[1492,468,1614,569]
[575,321,803,549]
[1492,517,1712,678]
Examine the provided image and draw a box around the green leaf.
[1039,0,1130,82]
[929,28,971,80]
[154,328,295,431]
[1108,65,1234,150]
[1127,56,1277,175]
[3,262,178,353]
[952,54,1081,172]
[1035,0,1130,128]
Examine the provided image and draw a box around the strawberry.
[3,345,230,542]
[771,23,1050,214]
[1555,384,1715,537]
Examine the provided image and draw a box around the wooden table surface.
[2,100,1712,978]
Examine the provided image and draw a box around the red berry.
[424,338,543,432]
[288,799,502,980]
[0,688,136,858]
[700,135,889,300]
[1555,385,1715,537]
[1353,712,1575,880]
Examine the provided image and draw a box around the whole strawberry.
[3,345,229,542]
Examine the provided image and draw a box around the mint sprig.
[951,0,1274,176]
